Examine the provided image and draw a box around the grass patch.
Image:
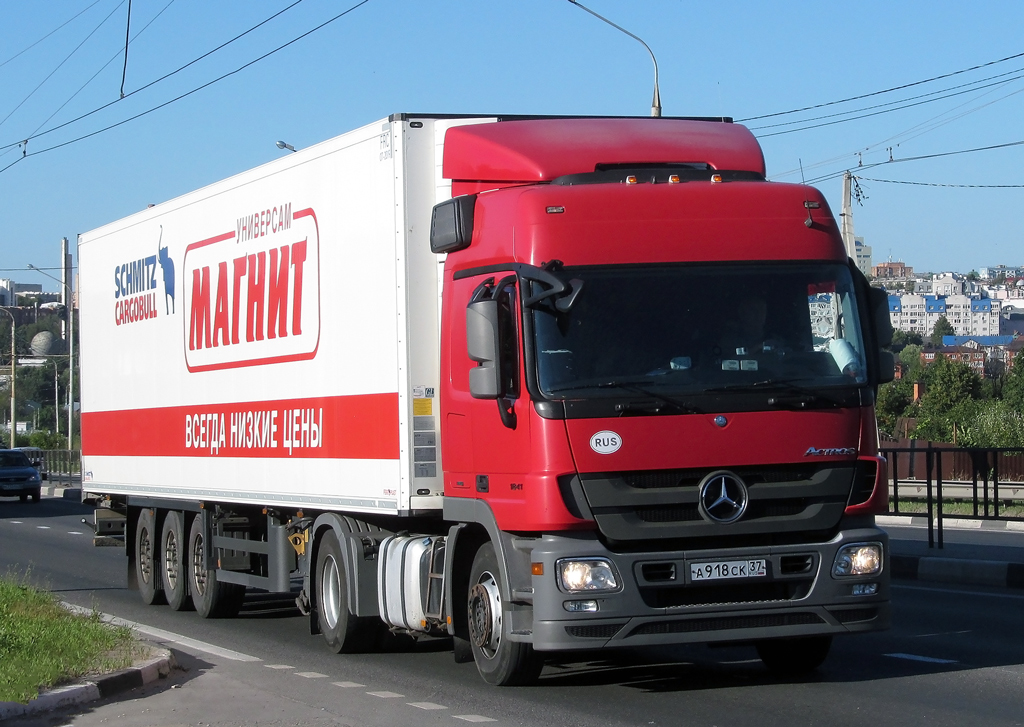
[889,498,1024,518]
[0,575,142,704]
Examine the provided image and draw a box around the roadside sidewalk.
[880,515,1024,590]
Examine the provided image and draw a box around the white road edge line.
[893,583,1024,601]
[885,653,958,664]
[62,602,262,662]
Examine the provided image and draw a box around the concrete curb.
[40,486,82,499]
[878,514,1024,531]
[892,554,1024,590]
[0,647,175,721]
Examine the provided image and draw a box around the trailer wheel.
[187,514,245,618]
[467,542,543,686]
[315,530,378,653]
[135,508,165,605]
[756,635,832,674]
[160,511,193,611]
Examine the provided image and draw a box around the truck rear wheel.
[467,542,543,686]
[161,511,193,611]
[315,530,379,653]
[135,508,165,605]
[756,635,832,674]
[187,514,245,618]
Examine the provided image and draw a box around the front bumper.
[528,527,889,651]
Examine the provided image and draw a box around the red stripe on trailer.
[81,393,400,460]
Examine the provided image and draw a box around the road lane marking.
[454,716,497,723]
[332,682,365,688]
[7,521,23,524]
[68,531,84,535]
[409,702,447,710]
[367,691,404,698]
[61,602,261,662]
[36,525,50,529]
[294,671,328,678]
[911,630,972,638]
[265,664,295,669]
[885,653,958,664]
[894,584,1024,601]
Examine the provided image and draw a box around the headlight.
[832,543,883,577]
[557,559,619,593]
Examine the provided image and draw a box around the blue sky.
[2,0,1023,292]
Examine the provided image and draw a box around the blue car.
[0,449,42,503]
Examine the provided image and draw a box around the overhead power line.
[0,0,309,154]
[804,138,1024,185]
[856,176,1024,189]
[0,0,372,173]
[738,49,1024,122]
[0,0,108,70]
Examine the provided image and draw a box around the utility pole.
[0,308,14,448]
[840,171,856,261]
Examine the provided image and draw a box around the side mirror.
[467,289,501,400]
[430,195,476,253]
[877,350,895,384]
[866,287,895,384]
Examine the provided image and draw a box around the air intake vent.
[630,612,824,637]
[641,562,677,582]
[565,623,626,639]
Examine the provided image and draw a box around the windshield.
[0,451,31,468]
[532,262,868,398]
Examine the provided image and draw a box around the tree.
[930,315,955,346]
[967,270,980,281]
[891,329,922,352]
[1003,350,1024,411]
[914,356,981,443]
[876,379,913,437]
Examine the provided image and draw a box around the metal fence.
[880,445,1024,548]
[37,449,81,487]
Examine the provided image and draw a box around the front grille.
[639,580,812,608]
[629,612,824,637]
[565,623,626,639]
[577,464,856,542]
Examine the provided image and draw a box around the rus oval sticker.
[590,430,622,455]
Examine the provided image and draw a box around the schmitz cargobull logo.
[183,203,320,372]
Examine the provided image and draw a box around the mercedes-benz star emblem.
[697,471,749,524]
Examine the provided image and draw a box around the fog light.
[852,583,878,596]
[557,559,619,592]
[563,600,599,613]
[833,543,883,577]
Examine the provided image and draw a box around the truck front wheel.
[755,635,832,674]
[315,530,378,653]
[161,511,193,611]
[135,508,165,605]
[467,542,543,686]
[187,514,245,618]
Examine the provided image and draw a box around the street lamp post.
[27,264,73,452]
[0,308,14,449]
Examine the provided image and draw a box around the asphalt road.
[3,497,1024,727]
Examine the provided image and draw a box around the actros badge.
[589,430,622,455]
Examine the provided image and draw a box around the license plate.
[690,559,767,582]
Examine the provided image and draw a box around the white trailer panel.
[79,116,488,513]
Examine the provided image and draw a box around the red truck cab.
[434,117,893,684]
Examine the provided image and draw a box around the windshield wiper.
[704,379,849,408]
[547,379,702,414]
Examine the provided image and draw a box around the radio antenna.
[567,0,662,117]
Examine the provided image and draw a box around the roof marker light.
[711,174,723,183]
[625,175,638,185]
[804,201,821,209]
[668,174,681,184]
[546,206,565,214]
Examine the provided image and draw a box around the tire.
[30,489,40,503]
[187,514,245,618]
[467,542,543,686]
[135,509,166,605]
[315,530,379,653]
[756,635,833,675]
[161,511,193,611]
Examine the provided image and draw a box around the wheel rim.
[164,528,179,590]
[191,532,207,596]
[468,570,502,658]
[321,555,342,630]
[139,527,153,585]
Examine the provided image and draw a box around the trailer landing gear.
[467,543,542,686]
